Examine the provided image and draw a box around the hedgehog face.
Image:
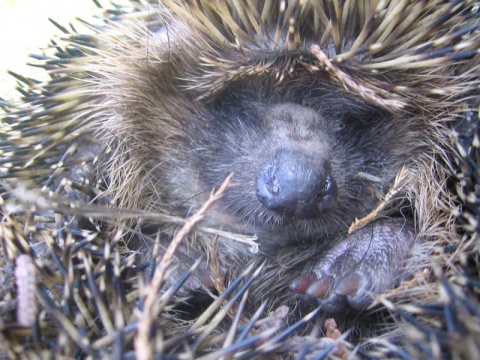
[212,101,342,226]
[182,84,398,243]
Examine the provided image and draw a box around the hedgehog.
[0,0,479,359]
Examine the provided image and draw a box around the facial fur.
[149,78,413,250]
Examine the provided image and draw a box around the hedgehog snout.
[256,148,337,219]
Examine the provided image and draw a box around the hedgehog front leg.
[291,219,416,312]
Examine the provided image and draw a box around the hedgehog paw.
[291,219,415,312]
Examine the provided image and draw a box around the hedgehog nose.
[256,149,337,219]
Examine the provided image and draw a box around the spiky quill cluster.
[1,0,479,359]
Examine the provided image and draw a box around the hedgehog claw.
[290,271,318,295]
[294,220,416,312]
[335,273,361,297]
[305,276,333,299]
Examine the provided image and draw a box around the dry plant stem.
[348,166,410,234]
[134,173,233,360]
[310,44,406,109]
[15,254,36,327]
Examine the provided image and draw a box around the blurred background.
[0,0,99,101]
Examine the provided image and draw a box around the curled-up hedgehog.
[1,0,479,358]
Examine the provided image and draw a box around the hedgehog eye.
[332,120,346,132]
